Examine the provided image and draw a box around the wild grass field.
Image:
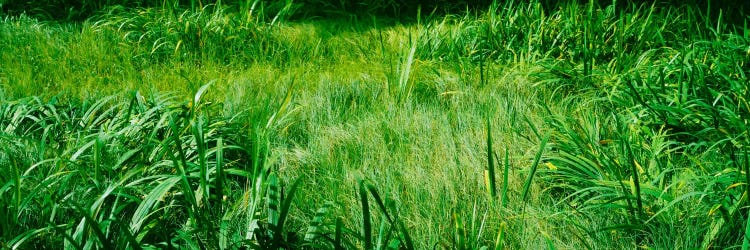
[1,0,749,249]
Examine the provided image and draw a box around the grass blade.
[273,177,302,245]
[129,176,181,234]
[69,202,114,249]
[486,115,497,199]
[359,180,373,250]
[521,131,550,203]
[743,207,750,250]
[216,137,224,213]
[365,183,414,249]
[304,202,333,242]
[501,147,509,207]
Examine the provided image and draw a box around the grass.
[1,0,749,249]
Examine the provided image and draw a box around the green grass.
[1,1,749,249]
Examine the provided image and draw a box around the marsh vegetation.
[1,0,749,249]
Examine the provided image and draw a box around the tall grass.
[2,0,749,248]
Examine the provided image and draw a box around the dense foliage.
[1,0,749,249]
[4,0,748,21]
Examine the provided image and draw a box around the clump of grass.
[527,1,750,248]
[0,85,283,248]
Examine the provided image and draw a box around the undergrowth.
[1,0,749,249]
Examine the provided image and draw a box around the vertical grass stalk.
[485,114,497,199]
[521,132,550,203]
[501,147,509,207]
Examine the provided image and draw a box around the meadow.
[1,0,749,249]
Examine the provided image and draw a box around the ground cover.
[1,1,749,249]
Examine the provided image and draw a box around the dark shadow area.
[4,0,746,25]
